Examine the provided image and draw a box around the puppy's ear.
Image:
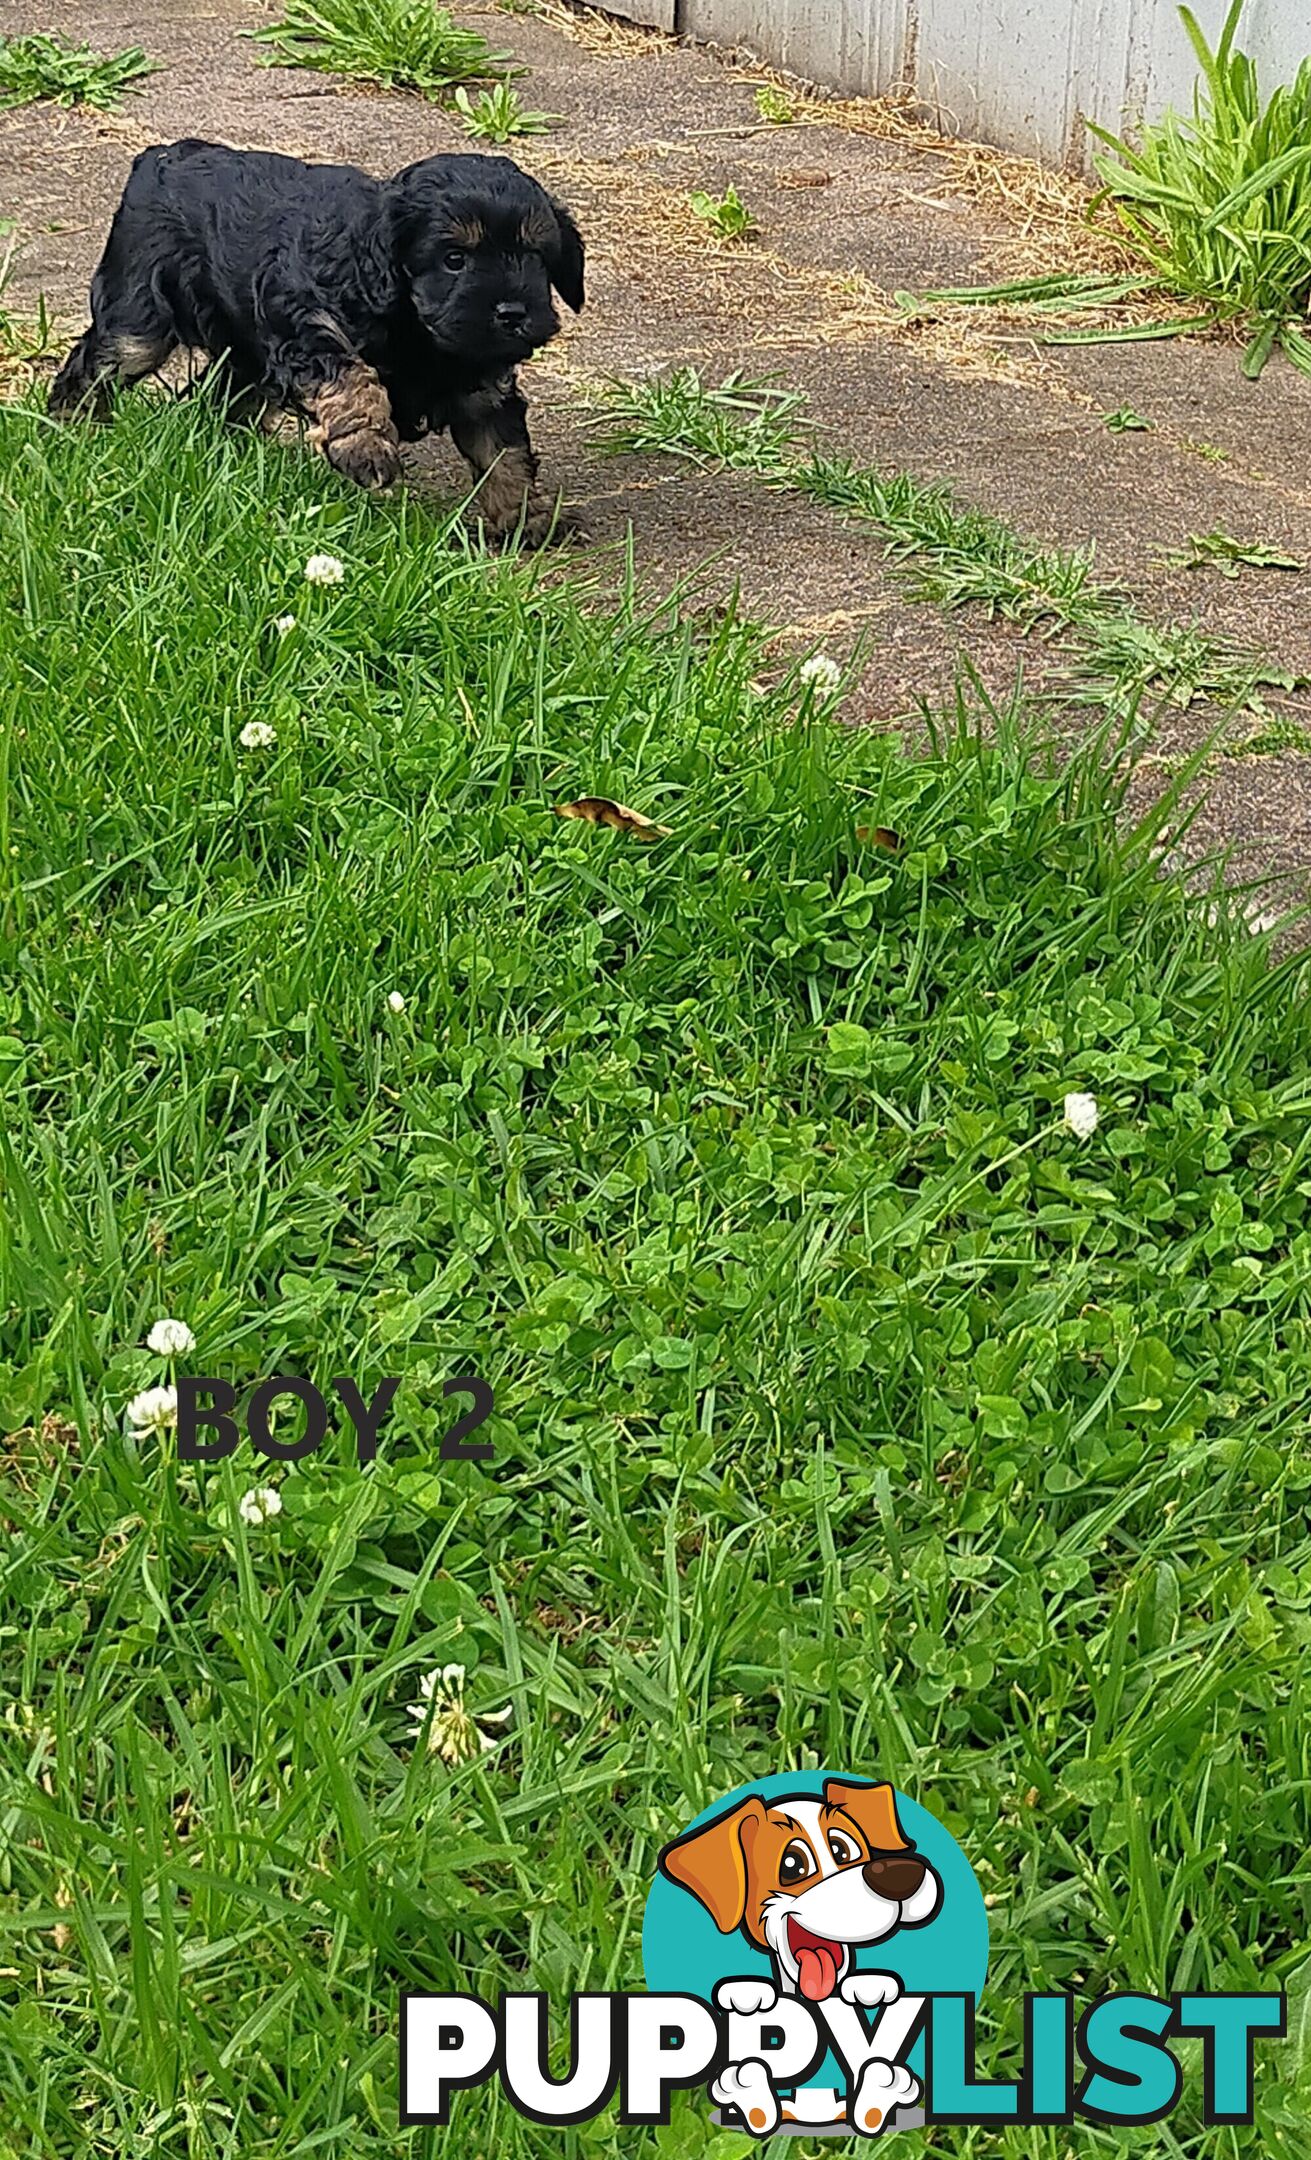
[387,164,428,260]
[659,1796,765,1931]
[388,157,456,259]
[824,1779,911,1852]
[545,195,585,312]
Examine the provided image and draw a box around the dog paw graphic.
[840,1971,902,2009]
[715,1979,778,2017]
[713,2059,779,2138]
[851,2058,920,2137]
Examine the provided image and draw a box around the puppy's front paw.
[712,2060,778,2138]
[840,1971,902,2009]
[715,1979,778,2017]
[324,427,401,492]
[851,2058,919,2137]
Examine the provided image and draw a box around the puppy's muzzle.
[863,1851,928,1902]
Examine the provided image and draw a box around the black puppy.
[51,139,585,542]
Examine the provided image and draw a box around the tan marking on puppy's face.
[447,214,486,248]
[518,207,559,255]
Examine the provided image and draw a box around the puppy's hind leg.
[449,378,557,547]
[52,174,182,419]
[49,320,177,419]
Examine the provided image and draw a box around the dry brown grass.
[494,0,1125,286]
[497,0,671,59]
[729,68,1137,278]
[531,142,1098,399]
[512,0,1135,296]
[0,352,47,401]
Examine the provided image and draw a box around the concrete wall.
[660,0,1309,167]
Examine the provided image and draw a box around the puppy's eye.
[442,249,466,272]
[827,1832,859,1865]
[779,1840,813,1886]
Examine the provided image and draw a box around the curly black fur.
[50,139,585,539]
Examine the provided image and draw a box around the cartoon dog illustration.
[659,1778,941,2136]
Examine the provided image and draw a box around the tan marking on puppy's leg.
[305,362,400,491]
[471,444,551,539]
[451,383,560,547]
[51,324,176,418]
[109,330,176,380]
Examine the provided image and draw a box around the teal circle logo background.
[642,1774,988,2086]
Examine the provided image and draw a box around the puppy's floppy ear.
[545,194,585,312]
[388,155,459,259]
[658,1795,766,1931]
[824,1779,911,1852]
[387,161,430,259]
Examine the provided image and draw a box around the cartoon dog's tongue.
[787,1919,843,2001]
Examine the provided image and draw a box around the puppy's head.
[659,1780,941,2002]
[388,153,584,365]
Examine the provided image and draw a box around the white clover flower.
[237,1485,283,1526]
[146,1317,195,1357]
[304,552,345,587]
[239,720,277,750]
[799,653,842,693]
[408,1663,512,1765]
[386,990,406,1014]
[273,613,297,636]
[1063,1091,1100,1140]
[125,1385,178,1436]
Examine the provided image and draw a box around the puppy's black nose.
[495,301,529,331]
[863,1852,927,1902]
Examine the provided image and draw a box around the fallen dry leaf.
[856,825,904,852]
[554,797,671,841]
[778,169,834,189]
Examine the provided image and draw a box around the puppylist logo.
[400,1772,1285,2134]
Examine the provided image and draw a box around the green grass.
[251,0,510,95]
[1161,528,1303,577]
[591,366,1304,717]
[754,83,794,123]
[0,227,54,364]
[0,30,154,110]
[3,390,1311,2156]
[898,3,1311,380]
[689,184,756,240]
[1092,0,1311,378]
[453,79,558,139]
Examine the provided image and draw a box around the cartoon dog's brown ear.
[824,1780,911,1851]
[658,1796,767,1931]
